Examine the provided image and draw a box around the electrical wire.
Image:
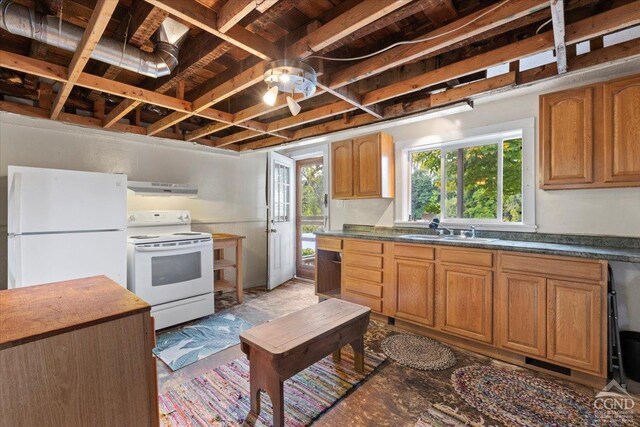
[306,0,513,62]
[536,18,552,34]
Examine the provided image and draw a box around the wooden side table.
[212,233,245,303]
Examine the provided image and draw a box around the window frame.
[395,118,536,232]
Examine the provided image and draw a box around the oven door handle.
[134,240,212,252]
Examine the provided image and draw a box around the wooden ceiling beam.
[218,0,278,32]
[287,0,410,59]
[550,0,568,74]
[87,0,169,101]
[361,1,640,106]
[424,0,457,26]
[214,99,357,147]
[103,100,142,128]
[328,0,549,89]
[146,61,269,135]
[50,0,119,119]
[144,0,280,60]
[237,3,640,152]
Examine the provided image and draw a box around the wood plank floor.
[156,279,640,425]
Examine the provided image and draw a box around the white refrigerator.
[7,166,127,288]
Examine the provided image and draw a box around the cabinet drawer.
[317,237,342,251]
[344,252,383,269]
[439,247,493,268]
[344,291,382,312]
[394,243,435,260]
[345,266,383,283]
[344,239,384,254]
[344,277,383,298]
[500,253,603,282]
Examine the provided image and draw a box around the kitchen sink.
[442,236,498,243]
[399,234,445,240]
[399,234,498,243]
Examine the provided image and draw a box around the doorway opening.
[295,157,325,279]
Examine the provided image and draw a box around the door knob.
[270,228,277,233]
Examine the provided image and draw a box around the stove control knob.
[128,214,136,222]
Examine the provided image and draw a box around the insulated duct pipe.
[0,0,189,78]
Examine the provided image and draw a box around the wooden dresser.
[0,276,159,427]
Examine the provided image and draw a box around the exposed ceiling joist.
[328,0,549,89]
[239,2,640,151]
[143,0,280,60]
[550,0,568,74]
[287,0,410,59]
[50,0,119,119]
[218,0,280,32]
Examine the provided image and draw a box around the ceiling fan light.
[263,85,279,106]
[287,96,301,116]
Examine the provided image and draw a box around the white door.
[268,152,295,290]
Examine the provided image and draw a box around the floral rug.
[154,313,253,371]
[451,365,615,427]
[159,350,386,426]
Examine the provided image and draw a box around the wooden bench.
[239,299,371,427]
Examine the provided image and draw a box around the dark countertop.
[316,230,640,263]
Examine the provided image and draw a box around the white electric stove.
[126,210,214,330]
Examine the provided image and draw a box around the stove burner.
[173,232,202,235]
[130,235,160,239]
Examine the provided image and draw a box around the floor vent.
[525,357,571,375]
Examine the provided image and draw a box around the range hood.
[127,181,198,197]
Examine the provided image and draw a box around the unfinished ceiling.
[0,0,639,151]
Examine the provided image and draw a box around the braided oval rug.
[381,334,456,371]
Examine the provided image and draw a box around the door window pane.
[274,162,291,223]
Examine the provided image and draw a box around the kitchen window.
[399,119,536,231]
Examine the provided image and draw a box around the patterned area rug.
[381,334,456,371]
[154,313,253,371]
[451,365,606,426]
[159,350,386,426]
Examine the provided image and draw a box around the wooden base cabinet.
[498,252,607,376]
[437,264,493,343]
[394,258,435,327]
[497,273,547,357]
[547,280,602,374]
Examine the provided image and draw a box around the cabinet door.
[353,134,381,197]
[394,259,435,326]
[603,75,640,183]
[540,87,594,186]
[547,279,602,374]
[437,265,493,343]
[331,140,354,198]
[498,273,546,357]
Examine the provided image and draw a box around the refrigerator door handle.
[8,237,22,289]
[9,172,23,235]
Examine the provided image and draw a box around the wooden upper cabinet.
[540,87,594,186]
[540,73,640,189]
[497,273,546,357]
[437,264,493,343]
[331,140,354,198]
[547,279,603,374]
[603,75,640,183]
[331,132,394,199]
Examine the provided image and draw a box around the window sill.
[394,221,538,233]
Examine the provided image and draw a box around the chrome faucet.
[428,218,454,236]
[462,226,477,238]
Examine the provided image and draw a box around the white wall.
[0,113,268,290]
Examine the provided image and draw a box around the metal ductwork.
[0,0,189,78]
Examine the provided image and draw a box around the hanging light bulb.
[263,85,278,106]
[287,95,301,116]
